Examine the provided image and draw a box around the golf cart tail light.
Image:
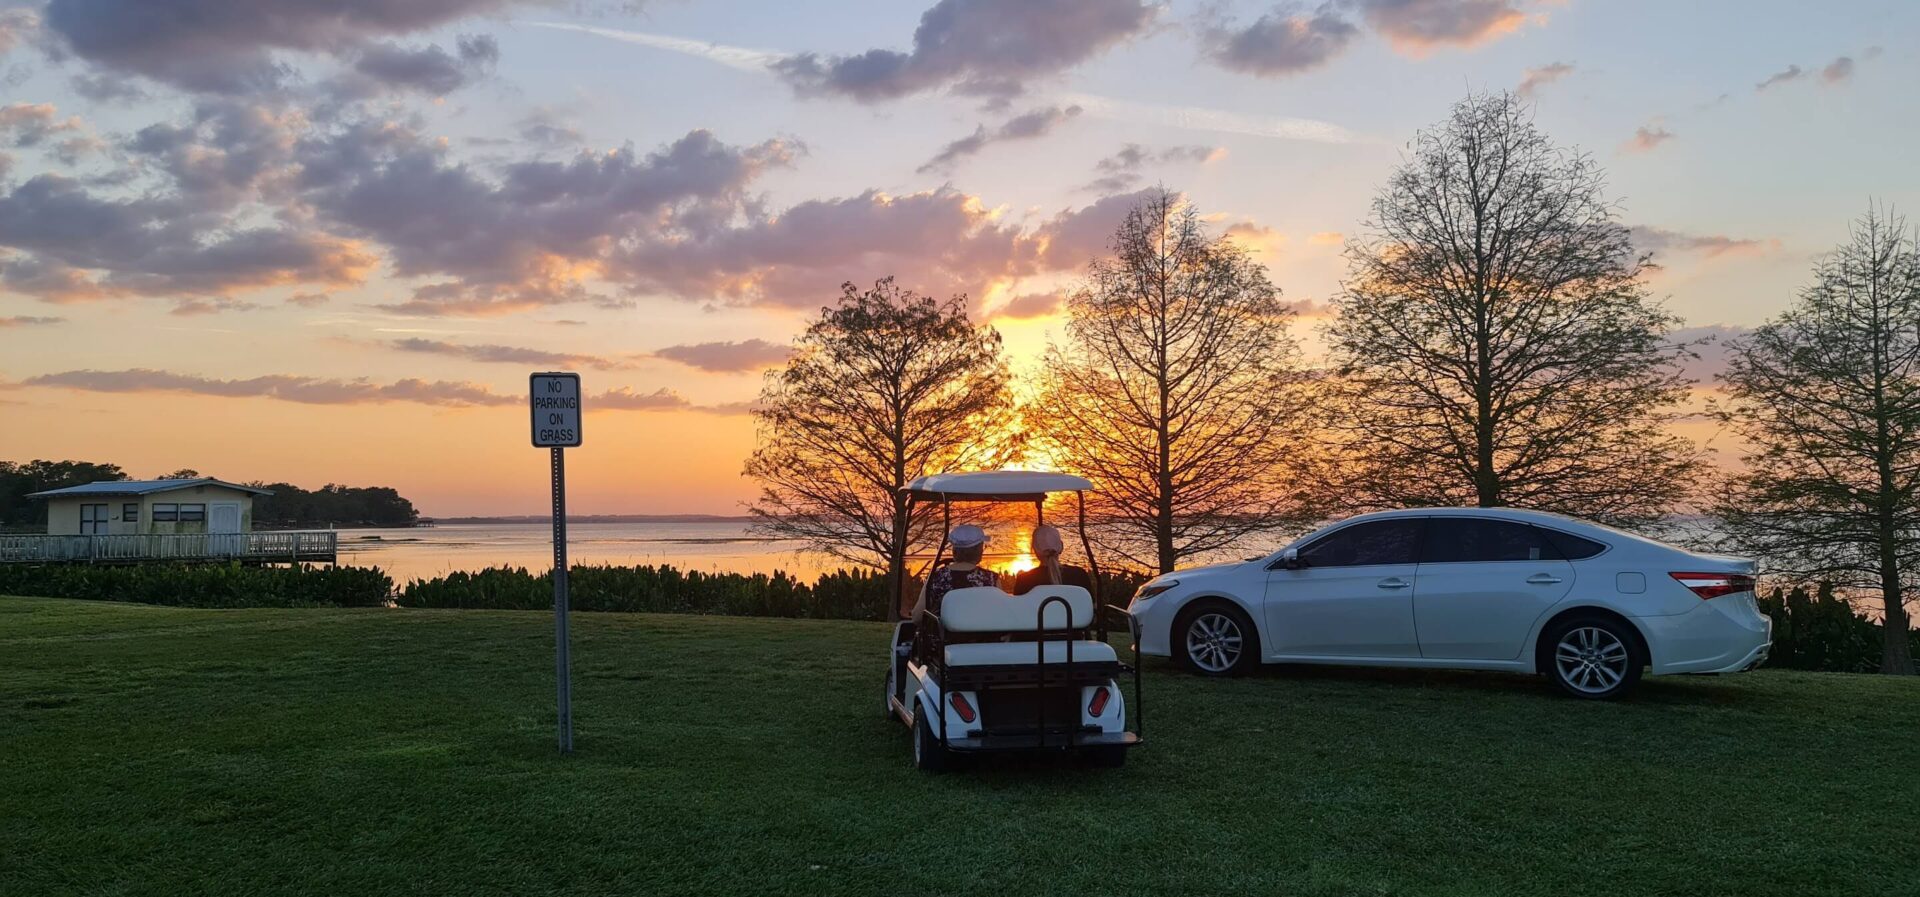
[1088,686,1111,717]
[948,692,976,723]
[1670,572,1756,600]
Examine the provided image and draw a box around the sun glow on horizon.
[1002,552,1038,575]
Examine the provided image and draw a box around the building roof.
[27,478,273,499]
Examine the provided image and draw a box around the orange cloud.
[1361,0,1532,56]
[1621,124,1674,153]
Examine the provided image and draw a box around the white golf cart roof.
[902,470,1094,501]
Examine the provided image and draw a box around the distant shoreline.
[429,514,757,525]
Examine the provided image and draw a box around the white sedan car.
[1128,508,1772,699]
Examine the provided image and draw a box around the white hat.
[948,524,988,548]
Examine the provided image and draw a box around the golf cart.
[884,470,1144,771]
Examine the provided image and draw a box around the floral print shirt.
[923,564,1001,616]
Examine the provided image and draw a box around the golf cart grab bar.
[1098,603,1144,740]
[1034,594,1074,750]
[915,608,952,750]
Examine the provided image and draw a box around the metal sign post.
[530,372,582,754]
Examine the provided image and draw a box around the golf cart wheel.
[1080,746,1127,769]
[1540,614,1644,700]
[1173,602,1258,677]
[911,708,950,773]
[882,669,895,720]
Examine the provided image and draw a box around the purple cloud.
[23,368,516,406]
[1357,0,1529,52]
[39,0,563,93]
[991,291,1065,320]
[1081,143,1223,192]
[1516,61,1573,98]
[19,367,740,413]
[1200,3,1360,77]
[389,337,634,371]
[1755,64,1804,91]
[1635,226,1775,258]
[774,0,1155,104]
[337,34,499,97]
[919,105,1082,174]
[654,339,792,372]
[304,126,797,315]
[0,173,374,301]
[0,9,37,58]
[1033,186,1163,269]
[1621,124,1674,153]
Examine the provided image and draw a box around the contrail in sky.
[521,21,1370,146]
[523,21,785,73]
[1058,93,1367,145]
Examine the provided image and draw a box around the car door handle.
[1526,574,1564,585]
[1376,578,1410,589]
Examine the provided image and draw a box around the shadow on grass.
[1143,655,1760,705]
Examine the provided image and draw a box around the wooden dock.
[0,531,338,566]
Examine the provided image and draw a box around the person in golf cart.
[911,524,1000,618]
[1012,524,1093,596]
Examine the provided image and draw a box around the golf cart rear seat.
[938,585,1118,668]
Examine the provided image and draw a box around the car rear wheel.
[1174,603,1258,676]
[911,705,950,772]
[1542,615,1644,700]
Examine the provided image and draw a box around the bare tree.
[1328,92,1701,524]
[1029,189,1318,574]
[745,278,1012,619]
[1716,206,1920,675]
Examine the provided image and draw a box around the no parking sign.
[531,372,580,753]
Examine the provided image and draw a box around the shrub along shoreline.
[0,562,1908,672]
[395,565,892,620]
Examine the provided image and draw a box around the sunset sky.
[1,0,1915,516]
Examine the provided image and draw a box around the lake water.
[332,522,840,584]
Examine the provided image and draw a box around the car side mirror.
[1280,548,1303,570]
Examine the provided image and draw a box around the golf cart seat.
[944,640,1119,666]
[939,586,1117,667]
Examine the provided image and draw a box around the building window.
[123,503,139,523]
[153,503,179,522]
[178,504,207,523]
[80,504,110,535]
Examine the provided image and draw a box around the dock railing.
[0,531,338,565]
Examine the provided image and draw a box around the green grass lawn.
[2,595,1915,897]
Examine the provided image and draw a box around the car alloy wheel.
[1185,612,1244,673]
[1555,626,1631,695]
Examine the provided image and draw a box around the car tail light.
[948,692,976,723]
[1087,686,1111,717]
[1670,572,1756,600]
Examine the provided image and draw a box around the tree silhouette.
[0,460,131,527]
[745,279,1013,618]
[1716,206,1920,675]
[1328,92,1701,524]
[1029,189,1319,574]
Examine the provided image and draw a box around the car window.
[1422,518,1558,563]
[1298,519,1425,567]
[1539,528,1608,560]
